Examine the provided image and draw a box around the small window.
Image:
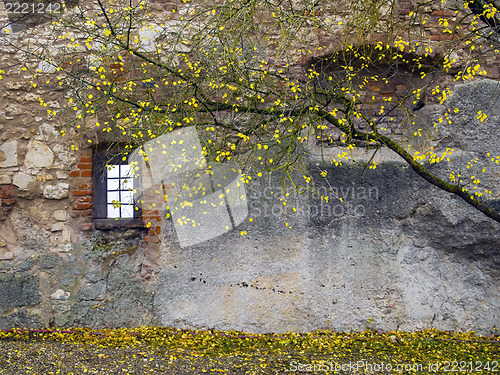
[106,164,134,218]
[93,149,143,229]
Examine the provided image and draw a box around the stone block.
[40,253,63,269]
[61,229,71,243]
[58,243,73,253]
[54,311,71,327]
[50,222,65,232]
[0,274,41,314]
[5,81,27,90]
[79,281,106,301]
[0,309,43,329]
[39,211,51,221]
[36,123,59,142]
[85,270,104,283]
[53,210,67,221]
[25,139,53,168]
[37,60,57,73]
[13,172,34,189]
[0,140,17,167]
[0,174,12,184]
[43,183,69,199]
[56,171,68,179]
[50,289,70,300]
[53,300,71,314]
[22,93,39,102]
[53,144,76,165]
[60,274,76,287]
[0,246,13,260]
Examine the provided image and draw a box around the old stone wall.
[0,0,499,332]
[0,79,498,332]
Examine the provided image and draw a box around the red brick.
[143,216,161,222]
[81,170,93,177]
[144,235,159,243]
[79,209,93,216]
[75,196,92,203]
[70,170,80,177]
[72,190,92,196]
[485,67,500,79]
[80,156,92,163]
[2,198,16,206]
[430,33,457,41]
[1,184,18,199]
[73,202,93,210]
[77,163,92,170]
[81,223,93,231]
[77,184,91,190]
[155,226,161,235]
[79,150,92,158]
[70,210,79,218]
[431,9,455,17]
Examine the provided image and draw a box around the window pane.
[121,178,133,191]
[121,205,134,218]
[103,162,137,219]
[121,191,134,204]
[120,165,132,178]
[107,204,120,218]
[107,165,120,178]
[107,191,120,204]
[108,178,120,190]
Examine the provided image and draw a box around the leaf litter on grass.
[0,327,499,374]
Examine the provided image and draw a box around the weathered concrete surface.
[415,79,500,191]
[152,164,500,333]
[150,80,500,334]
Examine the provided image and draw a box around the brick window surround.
[93,149,143,230]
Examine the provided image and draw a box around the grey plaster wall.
[152,163,500,333]
[150,80,500,334]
